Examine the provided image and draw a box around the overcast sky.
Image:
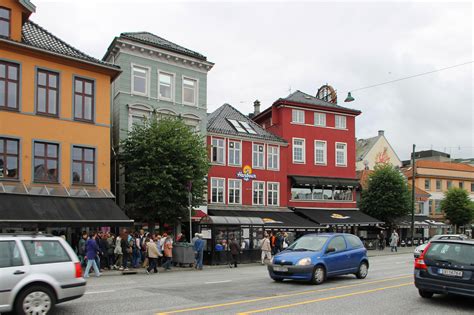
[33,0,473,160]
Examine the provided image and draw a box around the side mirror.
[326,247,336,254]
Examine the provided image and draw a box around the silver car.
[0,234,86,314]
[413,234,467,258]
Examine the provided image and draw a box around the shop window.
[291,186,352,201]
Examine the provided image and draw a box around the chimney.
[254,100,261,116]
[378,130,384,137]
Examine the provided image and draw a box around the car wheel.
[311,265,325,285]
[419,290,434,298]
[15,285,56,315]
[356,262,369,279]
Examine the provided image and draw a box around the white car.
[0,233,86,314]
[413,234,467,258]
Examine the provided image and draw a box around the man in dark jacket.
[229,236,241,268]
[99,233,110,270]
[84,232,101,278]
[193,234,205,270]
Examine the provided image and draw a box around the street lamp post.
[187,181,193,243]
[411,144,416,244]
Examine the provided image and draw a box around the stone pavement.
[367,246,414,257]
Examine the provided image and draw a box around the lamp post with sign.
[187,181,193,243]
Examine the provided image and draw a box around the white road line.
[84,289,116,295]
[205,280,233,284]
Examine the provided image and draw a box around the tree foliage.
[359,164,411,226]
[441,187,473,230]
[119,116,209,226]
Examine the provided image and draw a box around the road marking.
[156,274,412,314]
[205,280,233,284]
[84,289,116,295]
[238,282,413,314]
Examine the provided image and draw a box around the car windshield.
[286,235,329,252]
[425,242,474,266]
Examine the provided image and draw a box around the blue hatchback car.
[268,233,369,284]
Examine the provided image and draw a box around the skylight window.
[240,121,257,134]
[228,119,247,133]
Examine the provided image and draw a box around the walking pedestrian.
[107,233,116,268]
[229,236,241,268]
[121,230,131,271]
[114,234,123,270]
[390,230,399,252]
[162,235,173,270]
[260,234,272,265]
[77,231,88,267]
[193,234,204,270]
[146,236,160,274]
[84,232,101,278]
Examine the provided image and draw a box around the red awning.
[192,210,207,221]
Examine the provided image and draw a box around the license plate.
[273,266,288,272]
[438,268,463,277]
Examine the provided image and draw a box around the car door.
[0,240,27,310]
[323,236,349,275]
[344,235,365,272]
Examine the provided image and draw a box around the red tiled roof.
[416,160,474,172]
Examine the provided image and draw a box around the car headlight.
[296,257,312,266]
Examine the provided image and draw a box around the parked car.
[0,233,86,314]
[414,239,474,298]
[267,233,369,284]
[414,234,467,258]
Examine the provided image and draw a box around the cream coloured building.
[356,130,402,171]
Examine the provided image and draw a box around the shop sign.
[237,165,257,181]
[330,213,350,219]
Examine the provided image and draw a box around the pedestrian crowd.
[259,231,290,265]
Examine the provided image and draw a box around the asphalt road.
[55,253,474,315]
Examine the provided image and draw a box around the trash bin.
[172,243,195,267]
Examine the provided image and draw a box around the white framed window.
[335,115,346,129]
[267,182,279,206]
[267,145,279,170]
[314,112,326,127]
[252,143,265,169]
[211,138,225,164]
[182,77,198,106]
[228,179,242,204]
[131,65,149,96]
[253,181,265,206]
[228,140,241,166]
[292,109,305,124]
[211,178,225,203]
[292,138,305,164]
[158,71,174,101]
[314,140,327,165]
[128,104,152,131]
[336,142,347,166]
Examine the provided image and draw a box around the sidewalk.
[367,246,414,257]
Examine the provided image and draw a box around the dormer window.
[0,7,10,38]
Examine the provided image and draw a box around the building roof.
[415,160,474,172]
[356,136,379,162]
[276,90,361,115]
[207,104,287,144]
[15,20,119,70]
[19,0,36,13]
[120,32,208,61]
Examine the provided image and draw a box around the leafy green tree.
[119,116,209,230]
[359,164,411,226]
[440,187,473,232]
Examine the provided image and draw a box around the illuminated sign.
[330,213,350,220]
[237,165,257,181]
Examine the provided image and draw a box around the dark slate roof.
[15,21,119,69]
[278,90,361,114]
[120,32,208,61]
[207,104,287,144]
[356,136,380,161]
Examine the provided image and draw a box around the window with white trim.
[211,138,225,164]
[228,141,241,166]
[335,115,346,129]
[267,182,279,206]
[158,71,174,100]
[267,145,279,170]
[314,140,327,165]
[132,65,148,95]
[253,181,265,205]
[336,142,347,166]
[292,138,305,163]
[314,112,326,126]
[228,179,241,204]
[292,109,305,124]
[211,178,225,203]
[252,143,265,169]
[183,77,197,105]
